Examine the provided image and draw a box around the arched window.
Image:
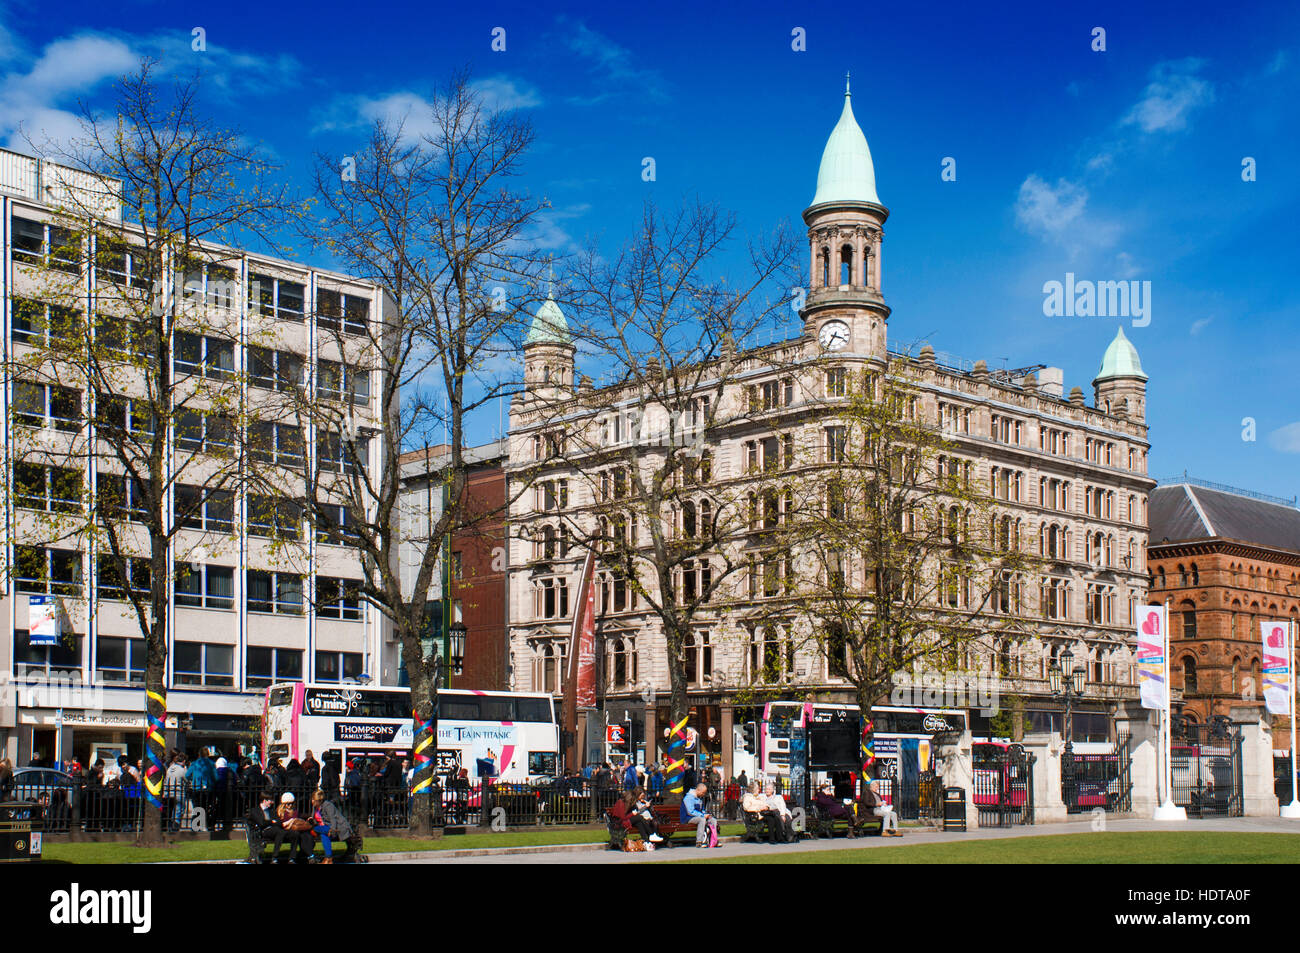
[839,244,853,286]
[682,500,697,539]
[541,644,557,693]
[542,524,556,560]
[820,246,830,287]
[1178,564,1187,586]
[699,500,712,538]
[1157,567,1166,589]
[1182,655,1198,694]
[826,624,849,678]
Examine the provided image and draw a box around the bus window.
[440,698,481,720]
[529,752,557,776]
[269,686,297,710]
[515,698,553,723]
[478,697,512,721]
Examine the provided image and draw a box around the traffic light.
[741,722,757,754]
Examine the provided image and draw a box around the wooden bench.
[246,826,366,863]
[605,804,710,849]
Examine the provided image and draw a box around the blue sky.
[2,0,1298,497]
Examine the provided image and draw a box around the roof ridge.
[1183,485,1217,537]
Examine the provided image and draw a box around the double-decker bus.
[758,701,967,780]
[262,683,559,782]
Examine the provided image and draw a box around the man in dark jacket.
[246,793,278,862]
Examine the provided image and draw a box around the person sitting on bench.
[246,792,278,861]
[764,781,796,842]
[742,780,783,843]
[610,790,664,848]
[862,779,900,837]
[815,780,853,823]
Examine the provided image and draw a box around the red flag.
[561,551,596,766]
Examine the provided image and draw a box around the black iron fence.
[8,774,643,835]
[974,746,1035,828]
[1062,733,1132,814]
[1171,728,1243,818]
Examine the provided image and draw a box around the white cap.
[215,757,228,769]
[281,792,294,802]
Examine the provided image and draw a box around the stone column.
[936,731,978,829]
[644,700,658,768]
[1022,731,1068,823]
[720,705,735,780]
[1115,699,1159,816]
[1230,705,1280,816]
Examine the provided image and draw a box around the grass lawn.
[669,832,1300,864]
[40,823,746,864]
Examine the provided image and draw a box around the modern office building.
[1,148,391,766]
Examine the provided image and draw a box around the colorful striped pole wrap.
[144,690,167,810]
[861,717,875,773]
[412,710,435,795]
[665,716,689,794]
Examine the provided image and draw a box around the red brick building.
[1148,479,1300,749]
[397,440,508,691]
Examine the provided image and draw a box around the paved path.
[369,815,1300,864]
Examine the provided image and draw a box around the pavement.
[367,815,1300,864]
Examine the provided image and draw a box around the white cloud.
[1015,174,1088,237]
[1122,59,1214,134]
[318,76,541,141]
[557,17,667,105]
[1189,317,1212,335]
[1268,422,1300,454]
[0,33,137,150]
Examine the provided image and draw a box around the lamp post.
[1049,647,1087,807]
[448,621,467,679]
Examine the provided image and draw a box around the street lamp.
[1048,646,1087,755]
[448,621,467,676]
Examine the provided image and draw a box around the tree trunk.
[404,632,437,836]
[139,628,166,846]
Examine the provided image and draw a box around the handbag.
[622,838,646,852]
[287,817,313,833]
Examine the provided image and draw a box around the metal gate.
[974,745,1035,827]
[1062,732,1132,813]
[1171,719,1243,817]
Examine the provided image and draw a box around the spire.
[1094,325,1148,382]
[810,77,881,208]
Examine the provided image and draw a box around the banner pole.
[1153,598,1185,820]
[1283,618,1300,818]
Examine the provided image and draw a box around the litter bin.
[942,787,966,833]
[0,801,43,862]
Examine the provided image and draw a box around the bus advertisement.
[262,683,560,782]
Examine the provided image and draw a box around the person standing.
[681,782,719,848]
[301,751,321,792]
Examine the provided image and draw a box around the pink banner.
[1136,605,1167,710]
[1261,620,1293,717]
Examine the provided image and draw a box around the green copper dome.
[810,77,880,208]
[1095,326,1147,381]
[525,294,571,347]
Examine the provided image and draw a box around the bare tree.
[279,71,546,832]
[519,201,798,753]
[8,60,297,844]
[755,356,1038,730]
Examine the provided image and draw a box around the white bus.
[262,683,560,782]
[758,700,967,781]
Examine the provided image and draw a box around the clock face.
[819,320,850,351]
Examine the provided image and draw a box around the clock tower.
[801,75,890,360]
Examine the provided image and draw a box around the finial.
[546,259,554,298]
[845,71,851,96]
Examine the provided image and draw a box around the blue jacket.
[681,790,706,823]
[623,765,638,789]
[186,757,215,790]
